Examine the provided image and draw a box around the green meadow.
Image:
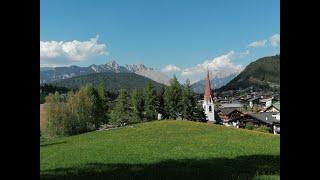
[41,120,280,180]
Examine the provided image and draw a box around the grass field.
[40,120,280,180]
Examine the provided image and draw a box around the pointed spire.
[204,68,213,102]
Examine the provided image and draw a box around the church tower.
[202,70,215,122]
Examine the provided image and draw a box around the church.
[202,70,216,122]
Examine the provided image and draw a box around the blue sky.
[41,0,279,82]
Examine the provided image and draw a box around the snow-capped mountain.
[125,64,170,85]
[89,61,130,73]
[40,61,170,85]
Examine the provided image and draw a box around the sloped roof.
[248,97,260,101]
[219,107,242,115]
[263,101,280,112]
[273,101,280,111]
[220,103,243,108]
[247,112,280,125]
[259,98,273,103]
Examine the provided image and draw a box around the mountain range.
[40,61,171,85]
[191,73,238,94]
[41,55,280,93]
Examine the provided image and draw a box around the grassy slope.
[41,120,280,180]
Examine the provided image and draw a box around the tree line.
[42,76,207,138]
[40,84,71,104]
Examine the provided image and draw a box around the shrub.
[245,122,255,130]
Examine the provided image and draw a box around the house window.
[209,106,212,112]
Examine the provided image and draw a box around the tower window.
[209,106,212,112]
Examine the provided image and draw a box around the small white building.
[260,98,273,108]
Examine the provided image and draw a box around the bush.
[245,122,255,130]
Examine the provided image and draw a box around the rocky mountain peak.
[41,60,170,85]
[106,60,119,69]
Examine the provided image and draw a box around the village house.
[259,98,273,108]
[237,112,280,134]
[217,107,244,127]
[238,96,251,104]
[248,97,260,108]
[262,101,280,112]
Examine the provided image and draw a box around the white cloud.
[180,51,243,83]
[248,34,280,48]
[162,64,181,73]
[40,35,108,67]
[269,33,280,47]
[248,39,267,47]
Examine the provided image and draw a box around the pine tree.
[131,88,144,123]
[164,76,183,119]
[155,86,165,119]
[96,82,109,124]
[181,79,197,120]
[97,82,108,106]
[110,88,131,126]
[193,104,207,122]
[90,86,105,129]
[144,82,157,121]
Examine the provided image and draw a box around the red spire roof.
[204,69,213,102]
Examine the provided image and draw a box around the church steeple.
[204,69,213,103]
[202,68,215,122]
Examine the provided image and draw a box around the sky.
[40,0,280,83]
